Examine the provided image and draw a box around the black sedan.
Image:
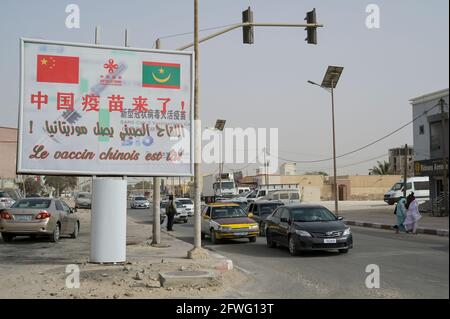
[265,204,353,256]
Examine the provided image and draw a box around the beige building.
[0,127,18,184]
[388,146,414,175]
[249,173,402,202]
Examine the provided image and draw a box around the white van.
[266,189,301,205]
[384,176,430,205]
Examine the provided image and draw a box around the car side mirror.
[337,216,344,221]
[248,212,254,218]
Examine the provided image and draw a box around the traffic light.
[242,6,254,44]
[305,8,317,44]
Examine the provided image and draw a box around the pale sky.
[0,0,448,176]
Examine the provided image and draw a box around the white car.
[131,196,150,209]
[177,198,194,217]
[0,190,15,210]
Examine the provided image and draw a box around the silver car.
[0,197,80,242]
[75,192,91,209]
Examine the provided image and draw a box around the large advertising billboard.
[18,38,194,176]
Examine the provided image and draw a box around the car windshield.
[78,193,91,199]
[134,197,147,201]
[178,199,193,205]
[291,207,337,222]
[391,182,403,191]
[214,181,235,190]
[259,203,283,215]
[12,199,51,209]
[211,206,247,219]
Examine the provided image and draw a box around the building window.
[419,125,425,135]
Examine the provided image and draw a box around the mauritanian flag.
[142,61,180,89]
[36,54,79,84]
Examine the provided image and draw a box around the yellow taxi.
[201,202,259,244]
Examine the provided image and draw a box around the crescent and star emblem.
[152,67,172,83]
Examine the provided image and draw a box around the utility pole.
[330,79,338,214]
[151,38,162,246]
[403,144,408,199]
[188,0,208,259]
[439,98,449,216]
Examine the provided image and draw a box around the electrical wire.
[157,23,238,40]
[267,101,442,163]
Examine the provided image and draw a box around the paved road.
[128,207,449,299]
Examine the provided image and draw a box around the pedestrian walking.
[394,196,407,234]
[166,195,176,231]
[403,192,422,234]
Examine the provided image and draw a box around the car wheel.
[266,231,277,248]
[50,223,61,243]
[1,233,14,242]
[183,219,188,223]
[210,229,218,245]
[288,236,298,256]
[339,249,349,254]
[249,236,257,243]
[70,222,79,239]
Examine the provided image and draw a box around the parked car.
[201,203,259,244]
[75,192,91,209]
[247,200,284,236]
[384,176,430,205]
[0,190,15,210]
[265,204,353,256]
[0,197,80,242]
[130,196,150,209]
[177,198,194,216]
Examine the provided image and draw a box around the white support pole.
[90,178,127,263]
[89,27,128,263]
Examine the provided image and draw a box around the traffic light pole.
[177,22,323,51]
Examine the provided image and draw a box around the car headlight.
[218,226,232,232]
[295,229,312,237]
[249,224,259,230]
[343,228,351,236]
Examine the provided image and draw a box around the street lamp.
[212,119,226,197]
[308,66,344,214]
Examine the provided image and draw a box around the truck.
[202,173,238,202]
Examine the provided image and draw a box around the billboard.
[18,38,194,176]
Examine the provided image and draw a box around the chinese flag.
[36,55,79,84]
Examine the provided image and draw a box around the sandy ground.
[0,203,248,299]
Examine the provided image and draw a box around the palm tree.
[369,161,391,175]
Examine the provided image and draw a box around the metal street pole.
[330,80,338,214]
[403,144,408,199]
[440,98,449,216]
[188,0,208,259]
[151,38,162,246]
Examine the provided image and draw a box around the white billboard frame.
[17,38,194,177]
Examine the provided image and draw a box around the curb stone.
[345,220,449,237]
[161,229,234,271]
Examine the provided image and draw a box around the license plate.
[234,232,248,236]
[324,239,337,244]
[15,215,32,221]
